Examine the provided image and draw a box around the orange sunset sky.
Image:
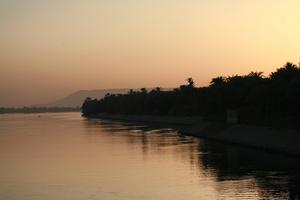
[1,0,300,106]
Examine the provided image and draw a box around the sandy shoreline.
[88,113,300,156]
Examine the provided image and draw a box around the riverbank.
[88,113,300,156]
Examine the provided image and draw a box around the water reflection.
[1,113,300,200]
[84,118,300,200]
[84,119,199,165]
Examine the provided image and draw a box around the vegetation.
[0,107,80,114]
[82,62,300,127]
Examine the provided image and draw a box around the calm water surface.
[0,112,300,200]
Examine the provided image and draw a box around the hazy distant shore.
[89,113,300,156]
[0,107,80,114]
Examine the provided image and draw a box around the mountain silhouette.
[42,88,171,107]
[43,89,130,107]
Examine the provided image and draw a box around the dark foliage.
[82,62,300,127]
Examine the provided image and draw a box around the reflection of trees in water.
[198,139,300,199]
[83,119,203,173]
[83,119,300,200]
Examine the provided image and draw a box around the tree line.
[82,62,300,127]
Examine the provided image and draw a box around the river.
[0,112,299,200]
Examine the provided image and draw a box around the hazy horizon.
[1,0,300,107]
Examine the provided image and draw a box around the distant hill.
[43,88,172,108]
[44,89,130,108]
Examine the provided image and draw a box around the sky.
[1,0,300,107]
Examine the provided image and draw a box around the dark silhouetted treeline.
[82,62,300,127]
[0,107,80,114]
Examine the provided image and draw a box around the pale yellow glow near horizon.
[1,0,300,106]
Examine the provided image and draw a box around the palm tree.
[141,88,147,93]
[186,77,195,87]
[270,62,300,81]
[247,71,264,78]
[210,76,226,87]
